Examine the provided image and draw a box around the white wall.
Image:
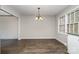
[20,16,56,39]
[56,5,79,46]
[0,16,18,39]
[68,35,79,54]
[0,5,21,40]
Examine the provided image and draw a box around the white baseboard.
[20,37,56,39]
[56,39,67,46]
[0,38,18,39]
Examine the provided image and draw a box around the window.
[58,7,79,36]
[58,15,65,33]
[67,10,79,35]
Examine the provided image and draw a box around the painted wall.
[0,16,18,39]
[20,16,56,39]
[68,35,79,54]
[0,5,21,40]
[56,5,79,46]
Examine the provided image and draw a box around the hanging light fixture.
[35,7,43,21]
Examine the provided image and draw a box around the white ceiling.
[8,5,69,16]
[0,9,10,15]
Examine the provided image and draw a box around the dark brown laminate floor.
[1,39,67,54]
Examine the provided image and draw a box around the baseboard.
[0,38,18,40]
[20,37,56,40]
[56,39,67,46]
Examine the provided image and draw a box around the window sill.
[58,32,68,35]
[68,33,79,36]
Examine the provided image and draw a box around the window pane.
[67,24,69,33]
[59,16,65,33]
[68,13,70,24]
[71,12,74,24]
[74,23,78,34]
[70,24,73,34]
[75,10,79,22]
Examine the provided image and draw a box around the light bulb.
[35,16,44,21]
[35,17,38,20]
[40,17,43,20]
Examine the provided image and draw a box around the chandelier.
[35,7,43,21]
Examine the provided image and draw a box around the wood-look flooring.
[1,39,67,54]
